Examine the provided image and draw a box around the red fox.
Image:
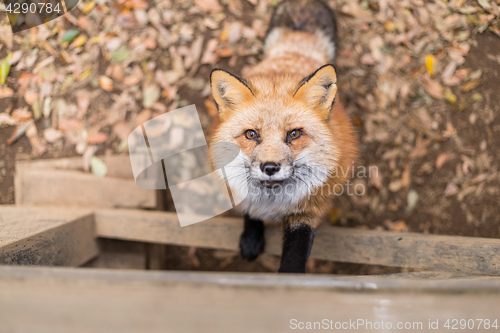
[210,0,358,273]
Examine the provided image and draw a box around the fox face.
[210,65,342,220]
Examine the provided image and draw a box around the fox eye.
[245,130,258,140]
[287,129,302,140]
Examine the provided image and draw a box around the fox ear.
[210,69,254,121]
[294,64,338,120]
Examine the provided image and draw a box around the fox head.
[210,65,341,220]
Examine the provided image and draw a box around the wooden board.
[1,266,500,333]
[16,155,134,179]
[95,209,500,275]
[83,239,147,270]
[0,207,98,266]
[15,169,155,208]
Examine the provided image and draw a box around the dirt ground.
[339,32,500,238]
[1,0,500,273]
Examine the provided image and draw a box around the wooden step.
[15,156,155,208]
[95,208,500,275]
[0,266,499,333]
[0,206,98,266]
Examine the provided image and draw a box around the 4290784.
[5,2,62,14]
[444,319,498,330]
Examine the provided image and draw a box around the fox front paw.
[278,262,306,273]
[239,231,265,261]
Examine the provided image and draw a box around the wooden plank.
[16,155,133,179]
[83,239,146,270]
[95,209,500,275]
[0,206,98,266]
[1,266,500,333]
[15,169,155,208]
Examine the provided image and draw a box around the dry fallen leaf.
[90,156,108,177]
[143,84,160,108]
[0,113,16,126]
[7,122,30,145]
[87,132,109,144]
[0,26,13,49]
[422,75,444,99]
[123,0,148,10]
[135,109,152,127]
[384,220,408,232]
[12,108,32,121]
[401,165,411,188]
[204,99,219,117]
[99,76,114,91]
[0,87,14,99]
[124,66,143,86]
[113,121,132,140]
[76,90,91,116]
[43,128,63,143]
[23,90,38,105]
[201,39,219,64]
[194,0,223,12]
[409,137,431,159]
[436,152,452,169]
[82,1,95,14]
[70,35,88,49]
[444,183,458,197]
[460,79,482,92]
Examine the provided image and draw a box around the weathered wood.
[0,206,98,266]
[83,239,146,270]
[95,209,242,249]
[16,155,133,179]
[95,209,500,275]
[15,169,155,208]
[1,266,500,333]
[146,244,168,270]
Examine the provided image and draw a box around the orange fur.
[210,14,358,229]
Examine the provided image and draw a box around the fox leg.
[278,217,315,273]
[239,214,265,261]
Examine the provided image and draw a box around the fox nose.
[260,162,281,176]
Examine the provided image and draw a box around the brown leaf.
[87,132,109,144]
[436,152,452,169]
[23,90,39,106]
[422,75,443,99]
[388,179,402,192]
[99,76,114,91]
[204,99,219,117]
[43,128,63,143]
[0,25,13,49]
[76,90,91,116]
[460,79,482,92]
[7,122,30,145]
[113,121,132,140]
[59,119,84,132]
[12,108,32,121]
[135,109,152,127]
[401,165,411,188]
[123,0,148,10]
[409,137,431,159]
[368,165,383,189]
[384,220,408,232]
[124,66,143,86]
[0,113,16,126]
[0,87,14,99]
[201,39,219,65]
[109,65,124,82]
[194,0,223,12]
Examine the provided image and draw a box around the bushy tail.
[265,0,337,61]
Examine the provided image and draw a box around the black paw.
[239,231,265,261]
[278,263,306,273]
